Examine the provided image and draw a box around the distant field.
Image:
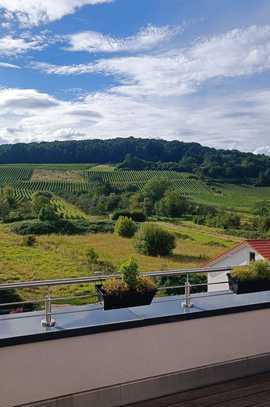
[32,169,84,182]
[195,183,270,212]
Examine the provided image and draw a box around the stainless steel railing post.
[41,293,56,327]
[182,274,193,309]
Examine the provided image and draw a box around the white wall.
[1,308,270,406]
[208,245,263,292]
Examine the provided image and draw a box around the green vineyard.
[0,167,91,200]
[84,170,210,196]
[0,167,33,183]
[0,166,269,213]
[0,166,212,200]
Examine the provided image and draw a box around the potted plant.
[96,258,157,310]
[228,260,270,294]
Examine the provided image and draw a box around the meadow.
[0,221,239,301]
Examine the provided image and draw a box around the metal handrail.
[0,266,232,291]
[0,266,232,327]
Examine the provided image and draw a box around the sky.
[0,0,270,154]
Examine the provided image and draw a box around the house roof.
[206,240,270,266]
[246,240,270,261]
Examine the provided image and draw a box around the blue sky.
[0,0,270,154]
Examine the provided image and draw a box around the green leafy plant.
[231,261,270,281]
[134,223,176,256]
[114,216,137,238]
[102,257,156,294]
[119,257,139,289]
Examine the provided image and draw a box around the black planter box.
[227,273,270,294]
[96,285,157,310]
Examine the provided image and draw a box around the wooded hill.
[0,137,269,185]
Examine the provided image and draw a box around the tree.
[32,191,53,215]
[0,195,10,219]
[0,186,17,220]
[143,197,154,216]
[253,201,270,217]
[143,177,170,202]
[38,204,60,222]
[222,213,241,229]
[134,223,176,256]
[114,216,137,238]
[156,191,190,218]
[2,186,16,208]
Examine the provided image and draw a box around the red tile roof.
[206,240,270,266]
[246,240,270,261]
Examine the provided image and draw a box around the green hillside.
[0,165,269,213]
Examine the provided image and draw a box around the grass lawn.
[195,183,270,213]
[0,221,240,302]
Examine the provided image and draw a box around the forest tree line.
[0,137,270,184]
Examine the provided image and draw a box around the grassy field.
[195,183,270,213]
[31,169,84,182]
[0,221,239,301]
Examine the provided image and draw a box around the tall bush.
[134,223,176,256]
[114,216,137,238]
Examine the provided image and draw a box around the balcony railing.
[0,266,232,327]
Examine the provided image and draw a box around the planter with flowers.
[228,260,270,294]
[96,258,157,310]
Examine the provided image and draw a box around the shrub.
[32,191,53,215]
[134,223,176,256]
[156,191,190,218]
[102,258,156,294]
[136,275,157,292]
[11,220,57,235]
[231,261,270,281]
[112,210,146,222]
[119,257,139,289]
[22,235,36,247]
[114,216,137,238]
[111,210,132,220]
[38,204,60,222]
[102,278,128,294]
[11,219,114,235]
[130,211,146,222]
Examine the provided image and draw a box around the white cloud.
[1,86,270,155]
[33,61,97,75]
[2,25,270,153]
[0,89,59,109]
[0,0,113,26]
[0,61,20,68]
[67,25,180,53]
[254,146,270,155]
[35,25,270,98]
[0,35,42,55]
